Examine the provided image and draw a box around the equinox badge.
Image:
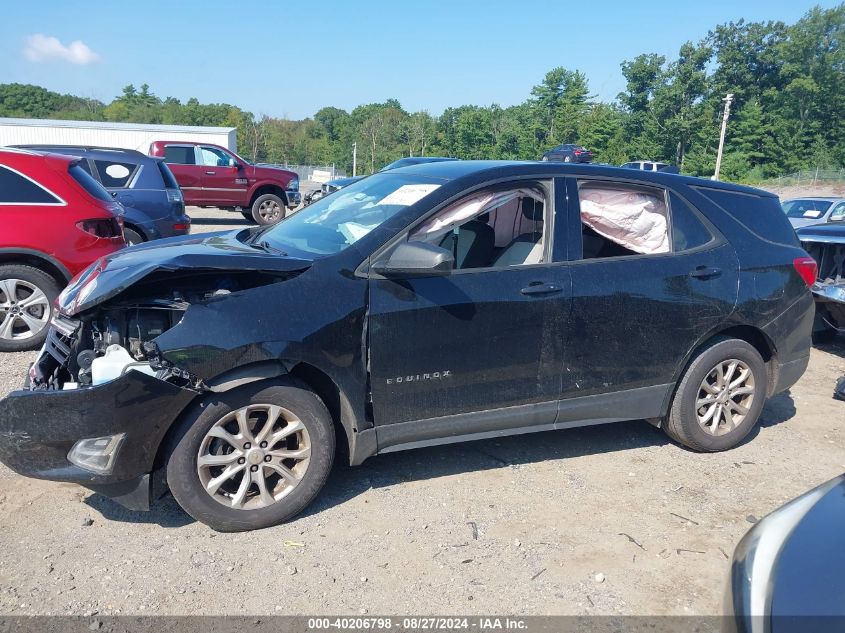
[386,370,452,385]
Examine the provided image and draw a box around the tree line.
[1,4,842,181]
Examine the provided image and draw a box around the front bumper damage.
[0,370,195,509]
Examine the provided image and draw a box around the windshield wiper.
[250,240,287,256]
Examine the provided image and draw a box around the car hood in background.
[796,223,845,243]
[790,217,833,230]
[58,231,312,315]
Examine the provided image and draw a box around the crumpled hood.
[58,230,312,315]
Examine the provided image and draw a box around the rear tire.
[0,264,59,352]
[663,338,767,452]
[251,194,285,226]
[123,228,144,246]
[166,379,335,531]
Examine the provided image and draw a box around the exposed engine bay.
[29,271,286,391]
[802,240,845,330]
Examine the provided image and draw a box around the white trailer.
[0,117,237,153]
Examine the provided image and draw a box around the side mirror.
[371,241,454,278]
[828,215,844,223]
[228,158,240,168]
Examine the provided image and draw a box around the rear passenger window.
[94,160,138,188]
[670,193,713,251]
[0,165,61,204]
[164,146,195,165]
[693,187,799,246]
[577,181,669,259]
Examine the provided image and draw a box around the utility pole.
[713,92,734,181]
[352,142,357,177]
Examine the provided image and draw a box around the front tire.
[166,380,335,531]
[0,265,59,352]
[251,194,285,226]
[663,338,767,452]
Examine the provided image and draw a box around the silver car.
[782,197,845,229]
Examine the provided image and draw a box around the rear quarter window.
[94,160,138,188]
[0,165,62,204]
[69,164,113,202]
[157,161,180,189]
[693,187,799,246]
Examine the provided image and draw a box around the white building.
[0,117,237,152]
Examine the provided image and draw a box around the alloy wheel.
[0,278,50,342]
[695,359,756,436]
[197,404,311,510]
[258,199,282,223]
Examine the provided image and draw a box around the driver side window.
[198,146,232,167]
[409,183,548,270]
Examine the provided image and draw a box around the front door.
[197,146,248,206]
[561,179,739,418]
[367,180,570,438]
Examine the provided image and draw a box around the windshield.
[782,199,832,219]
[256,172,445,256]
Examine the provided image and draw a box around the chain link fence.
[774,168,845,186]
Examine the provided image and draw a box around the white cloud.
[23,34,100,65]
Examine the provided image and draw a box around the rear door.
[161,145,202,204]
[561,178,739,418]
[196,146,248,205]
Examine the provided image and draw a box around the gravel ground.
[0,204,843,617]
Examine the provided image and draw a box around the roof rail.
[11,144,147,157]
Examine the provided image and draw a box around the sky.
[0,0,840,120]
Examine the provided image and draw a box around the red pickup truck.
[149,141,301,225]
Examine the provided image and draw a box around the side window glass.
[0,166,61,204]
[577,181,669,259]
[410,184,548,270]
[670,193,714,251]
[199,147,231,167]
[164,146,195,165]
[94,160,138,188]
[829,203,845,222]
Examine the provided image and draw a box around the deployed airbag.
[579,185,669,254]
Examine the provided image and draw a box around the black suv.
[13,145,191,245]
[0,161,815,531]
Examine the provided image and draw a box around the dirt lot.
[0,202,843,617]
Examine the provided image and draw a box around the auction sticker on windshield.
[378,184,441,206]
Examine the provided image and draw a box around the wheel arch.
[0,249,72,285]
[152,360,364,473]
[249,183,288,208]
[655,323,778,425]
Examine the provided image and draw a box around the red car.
[148,141,301,225]
[0,148,126,352]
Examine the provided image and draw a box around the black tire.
[123,227,144,246]
[0,264,59,353]
[240,210,256,223]
[251,193,286,226]
[166,379,335,531]
[663,338,767,452]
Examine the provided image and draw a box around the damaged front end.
[798,228,845,334]
[0,231,313,508]
[30,271,283,392]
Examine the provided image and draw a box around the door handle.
[520,282,563,296]
[205,171,217,175]
[689,266,722,279]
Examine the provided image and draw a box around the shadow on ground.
[83,390,801,528]
[189,216,252,227]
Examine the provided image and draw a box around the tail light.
[793,256,818,287]
[574,150,582,155]
[166,188,183,204]
[173,223,190,232]
[76,218,122,238]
